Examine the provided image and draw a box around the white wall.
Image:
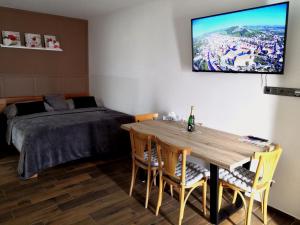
[89,0,300,218]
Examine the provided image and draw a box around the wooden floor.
[0,148,298,225]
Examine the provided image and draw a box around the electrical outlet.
[264,86,300,98]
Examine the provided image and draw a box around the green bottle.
[187,106,195,132]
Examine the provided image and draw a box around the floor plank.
[0,149,297,225]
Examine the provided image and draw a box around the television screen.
[191,2,289,74]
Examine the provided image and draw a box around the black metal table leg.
[210,164,219,224]
[210,162,251,224]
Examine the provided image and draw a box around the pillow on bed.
[95,98,104,108]
[3,104,17,119]
[72,96,97,109]
[16,101,46,116]
[44,94,68,111]
[66,99,75,110]
[44,102,54,112]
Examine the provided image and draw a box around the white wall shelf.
[0,44,63,51]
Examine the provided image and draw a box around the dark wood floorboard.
[0,148,298,225]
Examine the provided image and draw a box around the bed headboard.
[0,92,89,113]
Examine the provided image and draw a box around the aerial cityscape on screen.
[192,3,288,73]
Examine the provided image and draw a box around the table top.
[121,120,267,170]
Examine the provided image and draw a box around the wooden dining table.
[121,120,267,224]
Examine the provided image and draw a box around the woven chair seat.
[219,166,256,192]
[174,161,210,186]
[143,149,159,166]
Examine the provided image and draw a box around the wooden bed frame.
[0,92,89,113]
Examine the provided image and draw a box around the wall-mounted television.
[191,2,289,74]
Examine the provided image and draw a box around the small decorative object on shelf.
[2,31,21,46]
[187,106,195,132]
[44,35,60,49]
[25,33,42,48]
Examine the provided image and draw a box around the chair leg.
[236,191,248,213]
[129,162,138,196]
[260,191,264,216]
[203,181,207,215]
[149,171,156,196]
[232,190,238,204]
[263,186,270,225]
[178,187,185,225]
[155,173,163,216]
[153,170,157,186]
[246,193,255,225]
[170,185,174,197]
[145,169,151,208]
[218,182,223,211]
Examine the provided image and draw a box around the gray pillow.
[95,98,104,107]
[3,104,17,119]
[44,94,68,111]
[44,102,54,112]
[66,99,75,110]
[4,102,53,119]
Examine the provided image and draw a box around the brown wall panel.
[4,76,35,96]
[64,77,88,93]
[35,77,63,95]
[0,7,88,97]
[0,77,3,96]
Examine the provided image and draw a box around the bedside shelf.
[0,44,63,51]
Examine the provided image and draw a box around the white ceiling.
[0,0,146,19]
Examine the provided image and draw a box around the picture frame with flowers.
[2,31,21,46]
[25,33,42,48]
[44,35,60,49]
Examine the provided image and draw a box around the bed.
[0,94,134,179]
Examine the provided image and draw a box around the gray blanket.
[6,107,134,179]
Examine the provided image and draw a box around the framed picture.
[2,31,21,46]
[25,33,42,48]
[44,35,60,49]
